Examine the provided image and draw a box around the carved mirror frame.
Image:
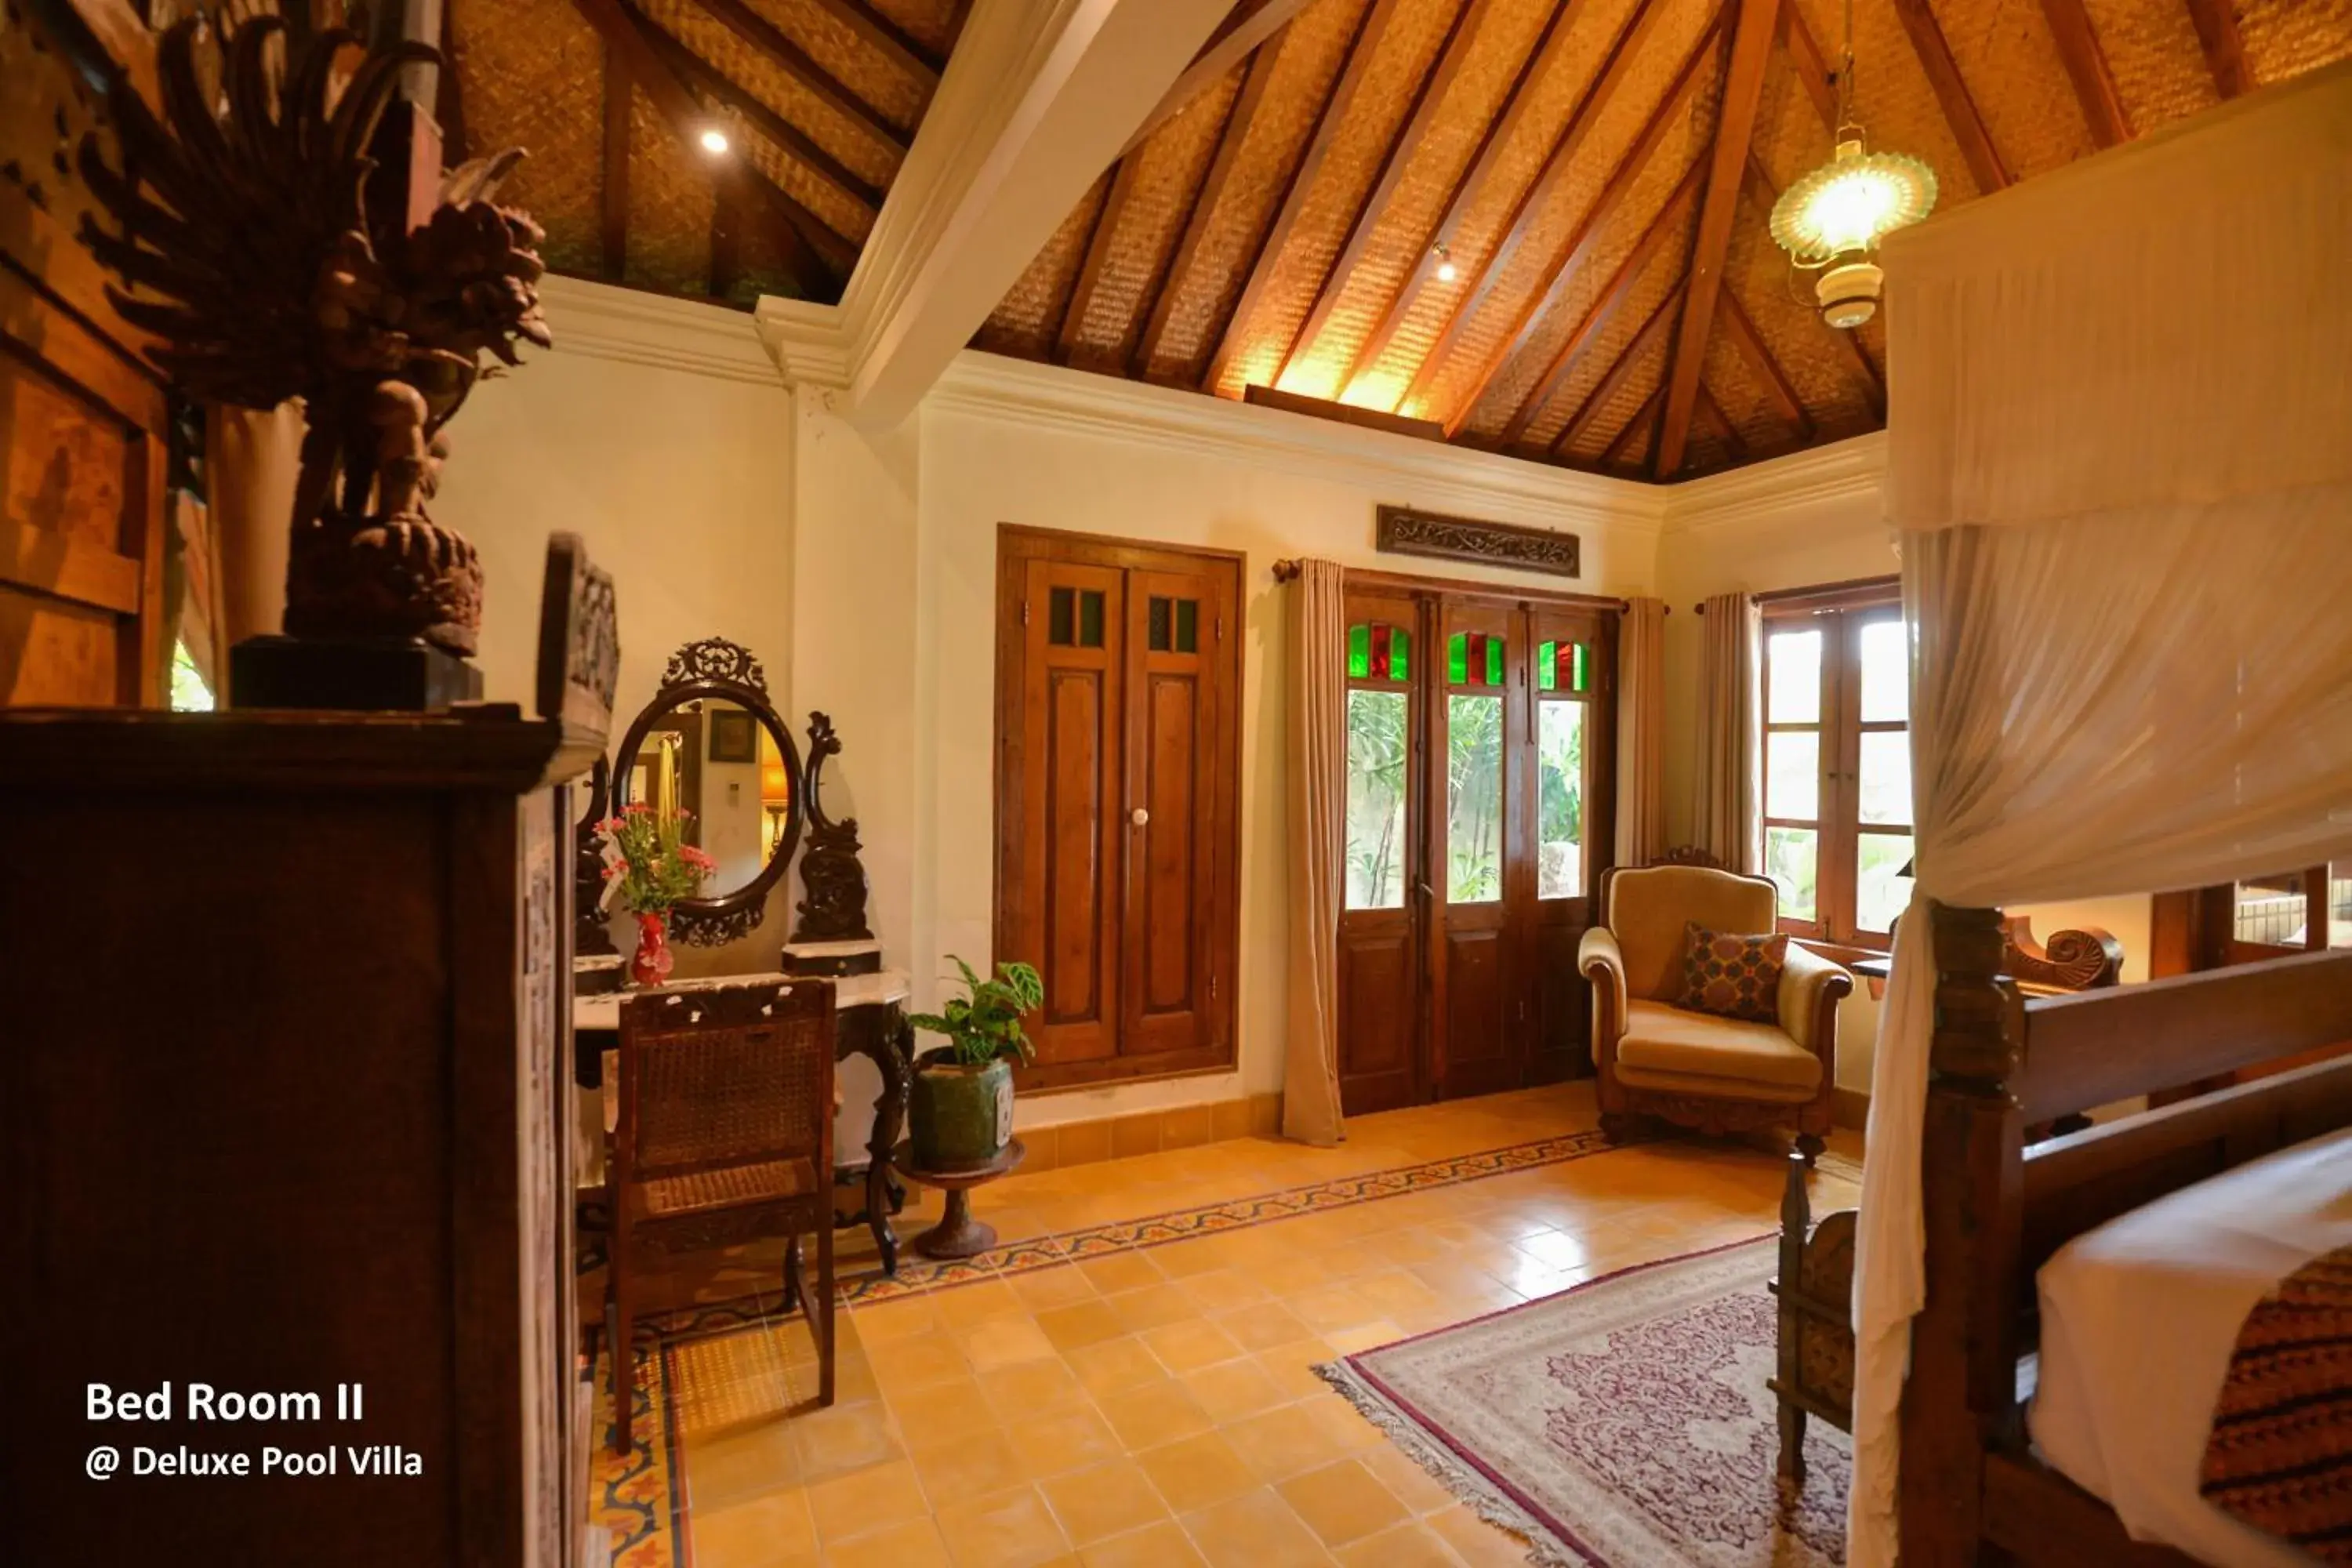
[609,637,804,946]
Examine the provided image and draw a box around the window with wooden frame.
[1759,579,1912,949]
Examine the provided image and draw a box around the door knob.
[1131,808,1150,826]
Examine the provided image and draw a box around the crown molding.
[929,351,1667,536]
[1660,430,1887,534]
[535,275,782,388]
[753,296,853,390]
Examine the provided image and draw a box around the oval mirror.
[610,638,803,946]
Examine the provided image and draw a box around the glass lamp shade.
[1769,139,1938,264]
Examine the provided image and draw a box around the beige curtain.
[1691,592,1761,873]
[1849,60,2352,1568]
[1613,596,1666,869]
[1282,559,1346,1146]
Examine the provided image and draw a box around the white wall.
[432,278,799,977]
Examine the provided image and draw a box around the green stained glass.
[1485,637,1504,688]
[1537,640,1558,691]
[1448,633,1468,685]
[1571,641,1590,692]
[1389,627,1410,681]
[1348,623,1370,679]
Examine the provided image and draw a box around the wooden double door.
[993,527,1243,1091]
[1336,576,1618,1116]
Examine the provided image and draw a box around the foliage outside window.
[1762,586,1912,947]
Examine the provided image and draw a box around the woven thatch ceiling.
[447,0,2352,480]
[448,0,967,307]
[978,0,2352,481]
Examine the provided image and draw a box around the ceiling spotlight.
[699,128,731,155]
[1432,241,1458,284]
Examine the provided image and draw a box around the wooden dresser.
[0,709,588,1566]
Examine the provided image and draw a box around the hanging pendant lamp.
[1769,0,1936,328]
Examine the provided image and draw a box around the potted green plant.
[905,956,1044,1171]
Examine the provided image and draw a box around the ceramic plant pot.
[909,1057,1014,1172]
[629,910,674,989]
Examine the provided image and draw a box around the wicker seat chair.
[608,978,837,1454]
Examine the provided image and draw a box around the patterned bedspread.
[2202,1244,2352,1562]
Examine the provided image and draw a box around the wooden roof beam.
[1337,0,1581,403]
[1715,283,1811,441]
[806,0,943,92]
[630,5,884,213]
[1122,0,1312,157]
[1133,38,1284,377]
[1496,156,1703,448]
[1695,382,1750,460]
[1550,275,1682,456]
[568,0,851,291]
[1400,0,1673,420]
[1653,0,1780,480]
[1272,0,1496,388]
[1200,0,1402,395]
[1432,1,1718,433]
[1779,0,1837,130]
[601,34,631,281]
[1893,0,2010,193]
[2184,0,2252,99]
[1600,383,1662,466]
[1057,159,1142,365]
[691,0,911,155]
[2038,0,2129,146]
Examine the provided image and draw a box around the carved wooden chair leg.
[1599,1111,1639,1145]
[816,1214,837,1407]
[608,1265,633,1457]
[1795,1131,1825,1167]
[782,1234,804,1313]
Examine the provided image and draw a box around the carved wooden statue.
[76,14,548,658]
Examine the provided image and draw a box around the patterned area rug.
[1319,1237,1851,1567]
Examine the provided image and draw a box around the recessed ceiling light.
[699,128,731,155]
[1432,241,1458,283]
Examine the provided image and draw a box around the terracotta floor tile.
[826,1515,954,1568]
[888,1374,1000,1446]
[1179,1489,1333,1567]
[1106,1282,1198,1334]
[1357,1442,1458,1515]
[1077,1520,1207,1567]
[1133,1431,1257,1514]
[1171,1269,1272,1313]
[960,1315,1058,1373]
[782,1397,904,1482]
[1035,1299,1127,1354]
[1141,1317,1246,1374]
[1065,1335,1167,1399]
[910,1433,1030,1502]
[1076,1251,1164,1294]
[1254,1343,1342,1400]
[867,1334,975,1395]
[805,1457,928,1542]
[932,1278,1028,1326]
[1011,1406,1124,1482]
[1331,1519,1465,1566]
[1037,1459,1172,1545]
[1276,1459,1410,1546]
[1423,1503,1536,1566]
[1220,1403,1350,1483]
[1181,1358,1289,1422]
[978,1356,1091,1420]
[1006,1264,1099,1313]
[1098,1379,1215,1452]
[1214,1301,1312,1352]
[688,1487,817,1566]
[934,1483,1070,1568]
[684,1418,803,1507]
[848,1294,942,1345]
[1322,1320,1404,1355]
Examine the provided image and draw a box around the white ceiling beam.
[757,0,1235,430]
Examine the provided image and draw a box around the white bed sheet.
[2030,1123,2352,1566]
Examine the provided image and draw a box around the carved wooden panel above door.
[994,528,1241,1093]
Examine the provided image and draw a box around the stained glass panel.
[1348,623,1371,679]
[1447,633,1467,685]
[1078,590,1105,648]
[1175,598,1198,653]
[1049,586,1075,646]
[1537,640,1558,691]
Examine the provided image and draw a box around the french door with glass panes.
[1761,592,1914,946]
[1335,577,1616,1114]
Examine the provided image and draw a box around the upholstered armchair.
[1577,862,1852,1163]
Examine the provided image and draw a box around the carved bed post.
[1900,903,2026,1567]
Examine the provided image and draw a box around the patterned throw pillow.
[1676,922,1788,1024]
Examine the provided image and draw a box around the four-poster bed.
[1844,53,2352,1568]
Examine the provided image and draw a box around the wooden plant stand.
[891,1138,1026,1259]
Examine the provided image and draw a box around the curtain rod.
[1692,572,1901,614]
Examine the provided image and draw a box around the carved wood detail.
[1374,505,1580,579]
[789,711,875,943]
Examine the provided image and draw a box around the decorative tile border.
[589,1341,688,1568]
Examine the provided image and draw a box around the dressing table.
[575,637,916,1271]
